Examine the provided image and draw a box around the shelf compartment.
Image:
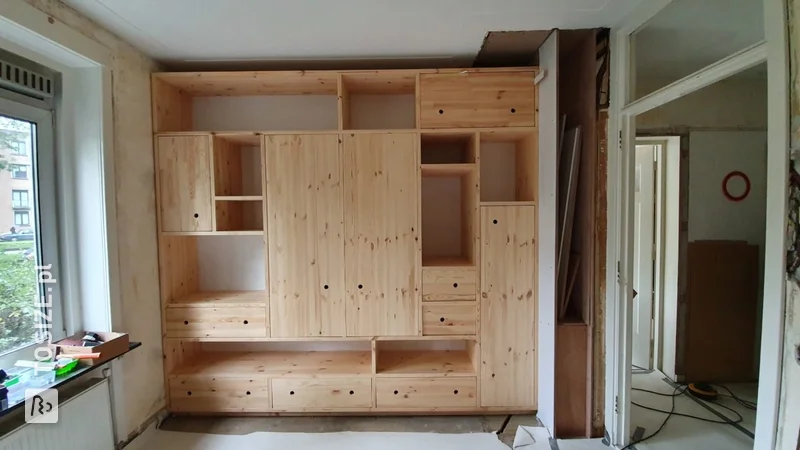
[168,290,267,308]
[421,132,477,164]
[213,135,263,197]
[376,350,475,377]
[215,200,264,232]
[421,167,478,267]
[171,350,373,378]
[340,73,416,130]
[479,130,537,202]
[376,377,477,408]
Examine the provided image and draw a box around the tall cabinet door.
[157,135,213,232]
[480,205,537,407]
[343,133,419,337]
[266,134,345,337]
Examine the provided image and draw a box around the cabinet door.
[343,133,419,336]
[157,136,213,232]
[266,135,345,337]
[480,205,536,407]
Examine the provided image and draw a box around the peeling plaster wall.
[21,0,163,442]
[781,1,800,448]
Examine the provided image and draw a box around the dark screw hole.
[246,391,251,395]
[493,219,498,224]
[454,390,459,394]
[187,391,192,396]
[194,213,199,218]
[438,109,444,114]
[393,390,399,395]
[358,284,363,289]
[510,108,516,113]
[243,320,249,325]
[324,285,329,290]
[440,317,445,322]
[453,283,458,288]
[290,391,295,395]
[349,390,354,395]
[183,320,189,325]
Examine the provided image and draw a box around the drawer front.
[272,378,372,409]
[166,306,267,338]
[422,267,476,301]
[376,377,477,408]
[423,303,477,335]
[170,376,269,412]
[419,72,536,128]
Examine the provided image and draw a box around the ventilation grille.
[0,58,54,99]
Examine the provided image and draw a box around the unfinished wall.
[22,0,162,442]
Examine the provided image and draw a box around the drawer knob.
[290,391,295,395]
[183,320,189,325]
[243,320,249,325]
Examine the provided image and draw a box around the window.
[0,97,64,362]
[10,164,27,180]
[14,211,29,226]
[11,190,29,208]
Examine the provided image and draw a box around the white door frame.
[605,0,789,448]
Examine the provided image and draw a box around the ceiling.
[63,0,642,68]
[634,0,764,80]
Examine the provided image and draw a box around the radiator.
[0,378,115,450]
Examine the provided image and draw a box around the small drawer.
[170,375,269,412]
[422,267,476,301]
[419,72,536,128]
[376,377,477,408]
[423,303,477,335]
[165,306,267,338]
[272,378,372,409]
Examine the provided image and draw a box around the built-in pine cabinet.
[157,135,213,232]
[265,134,346,337]
[154,68,541,416]
[343,133,419,337]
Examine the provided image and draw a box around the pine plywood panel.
[422,267,477,301]
[343,133,419,336]
[480,205,537,407]
[171,351,372,377]
[272,378,372,409]
[165,306,267,338]
[159,235,199,304]
[169,375,269,412]
[376,350,475,377]
[422,303,477,335]
[375,377,477,408]
[157,136,213,232]
[152,77,193,132]
[419,72,536,128]
[266,135,345,337]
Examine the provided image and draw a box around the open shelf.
[171,350,372,378]
[340,73,416,130]
[421,255,473,268]
[421,165,478,267]
[479,130,537,202]
[376,351,475,377]
[213,135,263,197]
[421,132,477,164]
[169,290,268,308]
[215,200,263,232]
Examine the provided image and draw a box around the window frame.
[0,95,65,367]
[10,163,28,180]
[12,189,29,209]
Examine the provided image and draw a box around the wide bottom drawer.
[376,377,477,408]
[170,375,269,412]
[272,378,372,409]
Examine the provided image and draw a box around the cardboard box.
[54,331,130,366]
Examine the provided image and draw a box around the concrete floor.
[160,414,542,447]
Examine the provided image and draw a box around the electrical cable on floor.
[712,384,757,410]
[623,383,752,448]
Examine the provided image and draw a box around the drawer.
[419,72,536,128]
[272,378,372,409]
[422,303,477,335]
[422,267,476,301]
[169,375,269,412]
[376,377,477,408]
[165,306,267,338]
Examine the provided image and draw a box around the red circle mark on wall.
[722,171,751,202]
